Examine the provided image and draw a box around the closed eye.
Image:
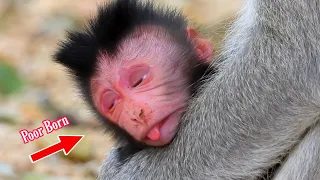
[133,74,147,87]
[102,90,119,113]
[109,99,118,110]
[129,65,150,88]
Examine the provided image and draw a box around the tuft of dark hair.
[53,0,187,80]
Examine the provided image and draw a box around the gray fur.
[274,121,320,180]
[98,0,320,179]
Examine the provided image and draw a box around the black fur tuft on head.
[91,0,187,55]
[52,0,191,153]
[53,0,187,80]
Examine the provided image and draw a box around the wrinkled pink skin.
[90,26,213,146]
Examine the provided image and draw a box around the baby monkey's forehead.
[127,25,173,40]
[97,26,183,62]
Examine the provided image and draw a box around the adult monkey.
[95,0,320,179]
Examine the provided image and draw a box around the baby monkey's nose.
[131,107,145,123]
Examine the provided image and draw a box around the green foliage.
[0,61,24,95]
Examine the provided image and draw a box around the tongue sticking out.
[146,124,161,141]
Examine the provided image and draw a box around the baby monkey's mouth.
[145,115,169,141]
[144,107,184,144]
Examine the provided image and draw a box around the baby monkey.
[54,0,214,150]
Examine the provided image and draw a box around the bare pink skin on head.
[91,26,213,146]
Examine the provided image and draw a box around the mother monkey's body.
[98,0,320,179]
[56,0,320,179]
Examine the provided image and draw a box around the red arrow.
[29,135,84,163]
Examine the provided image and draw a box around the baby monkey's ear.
[186,27,214,64]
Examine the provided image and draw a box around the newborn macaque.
[54,0,214,149]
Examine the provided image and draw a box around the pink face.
[90,26,213,146]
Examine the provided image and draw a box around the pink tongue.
[146,124,161,141]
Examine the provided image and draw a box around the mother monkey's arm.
[100,0,320,179]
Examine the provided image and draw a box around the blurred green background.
[0,0,241,179]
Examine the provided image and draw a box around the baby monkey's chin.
[143,109,184,146]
